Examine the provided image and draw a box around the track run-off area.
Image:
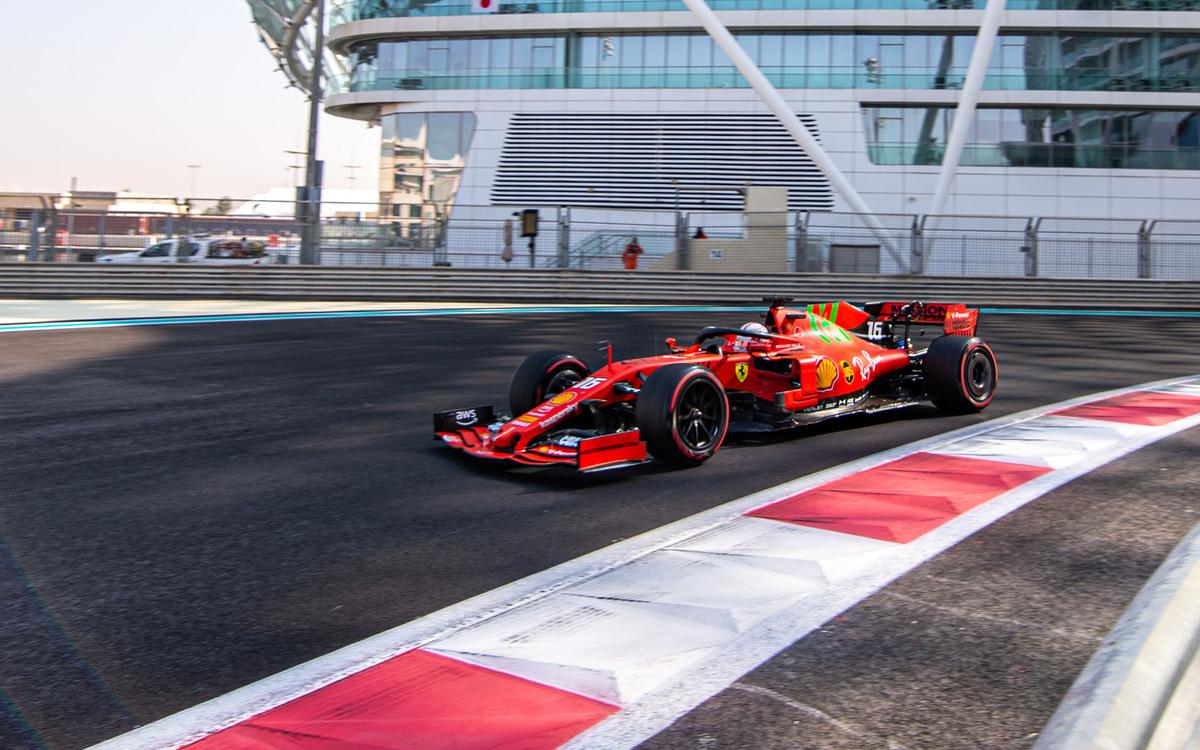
[1,306,1199,749]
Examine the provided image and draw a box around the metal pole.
[678,0,900,266]
[557,206,570,268]
[676,211,689,271]
[301,0,327,265]
[44,207,59,263]
[28,209,41,263]
[1023,217,1040,277]
[927,0,1007,227]
[1138,220,1155,279]
[794,211,808,272]
[910,215,926,275]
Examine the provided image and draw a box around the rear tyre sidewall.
[509,350,589,416]
[636,364,729,467]
[923,336,997,412]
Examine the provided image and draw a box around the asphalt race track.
[2,311,1198,749]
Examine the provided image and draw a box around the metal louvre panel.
[491,114,835,211]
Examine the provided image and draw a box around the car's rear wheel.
[509,350,590,416]
[636,364,729,467]
[923,335,997,412]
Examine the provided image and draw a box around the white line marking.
[90,375,1200,750]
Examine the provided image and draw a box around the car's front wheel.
[636,364,729,467]
[509,350,590,416]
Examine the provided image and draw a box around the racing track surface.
[1,311,1198,749]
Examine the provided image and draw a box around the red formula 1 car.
[434,297,997,472]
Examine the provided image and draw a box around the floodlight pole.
[678,0,902,268]
[926,0,1006,229]
[300,0,327,265]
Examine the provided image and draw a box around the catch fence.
[1,195,1197,280]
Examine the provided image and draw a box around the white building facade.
[323,0,1200,241]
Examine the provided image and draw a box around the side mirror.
[664,337,678,351]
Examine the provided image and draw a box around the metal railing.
[331,0,1200,21]
[2,195,1198,280]
[331,67,1200,97]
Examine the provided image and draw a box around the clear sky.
[0,0,378,199]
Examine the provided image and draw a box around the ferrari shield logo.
[735,363,750,382]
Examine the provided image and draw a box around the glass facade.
[862,106,1200,168]
[337,32,1200,93]
[333,0,1200,22]
[380,112,477,245]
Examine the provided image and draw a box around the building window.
[379,112,478,240]
[862,106,1200,169]
[344,31,1200,93]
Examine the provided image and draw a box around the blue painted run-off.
[1,305,1198,333]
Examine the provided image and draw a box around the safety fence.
[2,265,1198,310]
[2,195,1198,280]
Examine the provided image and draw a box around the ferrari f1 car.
[434,297,996,472]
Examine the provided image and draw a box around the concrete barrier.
[1035,522,1200,750]
[2,265,1199,310]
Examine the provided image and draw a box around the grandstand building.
[257,0,1200,240]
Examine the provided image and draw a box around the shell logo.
[549,392,577,405]
[816,358,838,391]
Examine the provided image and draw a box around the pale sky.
[0,0,378,199]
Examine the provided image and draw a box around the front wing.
[435,407,648,472]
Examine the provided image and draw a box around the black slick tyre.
[636,364,729,467]
[509,350,589,416]
[923,335,998,412]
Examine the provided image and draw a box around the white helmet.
[740,322,769,335]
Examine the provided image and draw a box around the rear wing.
[864,301,979,337]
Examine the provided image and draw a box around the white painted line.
[90,374,1200,750]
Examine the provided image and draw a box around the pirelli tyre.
[509,350,590,416]
[923,335,998,412]
[636,364,730,467]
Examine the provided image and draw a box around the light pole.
[285,150,306,187]
[186,164,203,198]
[300,0,327,265]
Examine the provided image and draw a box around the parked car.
[96,237,281,265]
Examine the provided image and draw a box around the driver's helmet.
[730,321,769,351]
